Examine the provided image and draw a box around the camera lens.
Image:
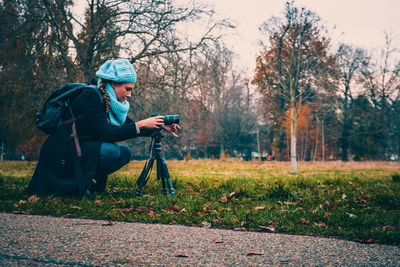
[163,115,180,125]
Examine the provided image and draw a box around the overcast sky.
[74,0,400,73]
[203,0,400,72]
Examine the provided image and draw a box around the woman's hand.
[162,123,181,137]
[163,123,180,132]
[136,116,164,129]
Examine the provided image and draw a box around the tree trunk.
[256,127,261,161]
[313,126,319,161]
[291,107,297,173]
[1,142,4,162]
[321,121,325,161]
[340,84,350,161]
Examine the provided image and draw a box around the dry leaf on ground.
[246,251,264,256]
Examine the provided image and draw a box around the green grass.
[1,160,399,245]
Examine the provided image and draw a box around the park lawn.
[0,159,399,245]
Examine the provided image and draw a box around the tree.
[37,0,231,82]
[335,44,367,161]
[253,1,336,172]
[0,0,69,153]
[0,0,233,158]
[359,33,400,159]
[348,95,380,160]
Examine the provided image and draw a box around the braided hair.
[97,79,111,113]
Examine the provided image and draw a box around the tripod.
[135,130,176,197]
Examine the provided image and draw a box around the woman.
[27,59,179,196]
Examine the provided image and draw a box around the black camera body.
[151,113,180,125]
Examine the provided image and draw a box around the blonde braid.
[97,79,111,113]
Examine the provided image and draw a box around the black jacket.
[27,87,151,196]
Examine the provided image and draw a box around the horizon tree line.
[1,0,399,163]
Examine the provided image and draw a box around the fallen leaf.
[179,208,187,214]
[212,240,224,244]
[174,253,189,258]
[213,179,220,183]
[215,216,223,222]
[172,205,180,211]
[284,201,295,205]
[229,192,236,198]
[102,221,113,226]
[28,195,40,203]
[160,209,174,214]
[201,221,212,228]
[341,193,347,200]
[71,206,81,210]
[12,211,24,214]
[136,206,148,212]
[312,209,318,214]
[254,205,266,211]
[259,225,275,232]
[192,211,203,217]
[246,251,264,256]
[314,221,328,229]
[218,196,228,203]
[122,207,135,213]
[280,206,288,211]
[345,212,357,218]
[300,218,309,225]
[95,200,102,204]
[354,238,374,244]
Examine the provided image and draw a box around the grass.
[1,159,399,245]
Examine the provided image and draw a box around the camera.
[151,113,180,125]
[163,115,180,125]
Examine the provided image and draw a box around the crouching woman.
[27,59,179,196]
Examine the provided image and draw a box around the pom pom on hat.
[96,59,137,83]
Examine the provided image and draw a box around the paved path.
[1,212,399,266]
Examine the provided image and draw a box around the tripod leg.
[135,157,155,197]
[160,157,176,197]
[157,158,168,195]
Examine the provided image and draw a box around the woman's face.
[112,82,135,102]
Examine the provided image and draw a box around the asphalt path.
[1,212,399,266]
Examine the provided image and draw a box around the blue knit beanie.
[96,59,137,83]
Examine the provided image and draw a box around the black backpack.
[35,83,99,135]
[35,83,102,196]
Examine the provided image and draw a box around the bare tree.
[35,0,232,82]
[359,32,400,159]
[253,1,335,173]
[335,44,367,161]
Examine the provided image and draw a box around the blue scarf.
[105,82,130,126]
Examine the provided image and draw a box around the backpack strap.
[66,105,85,195]
[71,85,103,196]
[62,85,103,157]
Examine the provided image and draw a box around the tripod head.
[150,128,164,143]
